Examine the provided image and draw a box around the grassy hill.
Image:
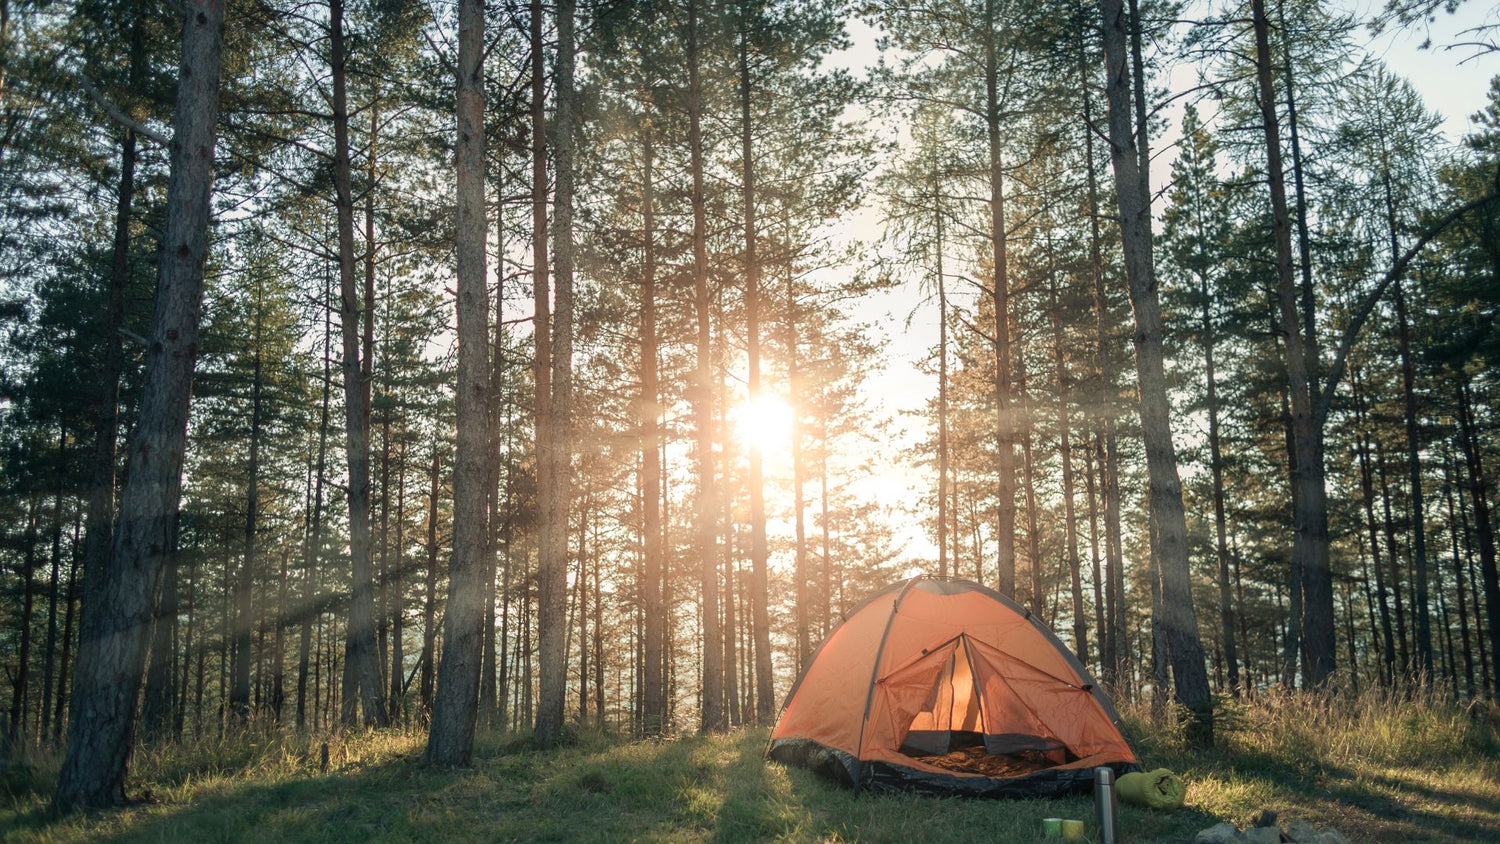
[2,687,1497,842]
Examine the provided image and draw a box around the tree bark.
[1250,0,1335,686]
[687,0,724,733]
[141,513,178,738]
[738,12,774,726]
[534,0,576,748]
[419,446,441,712]
[1079,34,1125,683]
[1098,0,1213,739]
[53,0,225,810]
[983,0,1017,600]
[639,114,665,735]
[1457,383,1500,697]
[1048,245,1087,664]
[297,273,333,730]
[1354,368,1397,682]
[330,0,387,728]
[230,283,265,722]
[427,0,489,765]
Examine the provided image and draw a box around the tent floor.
[901,744,1060,779]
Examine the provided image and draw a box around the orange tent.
[767,577,1139,797]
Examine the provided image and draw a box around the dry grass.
[0,686,1495,842]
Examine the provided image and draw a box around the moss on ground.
[2,688,1497,842]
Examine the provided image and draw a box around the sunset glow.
[734,394,795,457]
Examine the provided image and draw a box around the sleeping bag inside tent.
[767,577,1140,797]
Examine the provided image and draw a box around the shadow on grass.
[6,726,1493,844]
[1206,748,1500,842]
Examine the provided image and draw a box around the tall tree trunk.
[79,16,145,673]
[738,13,774,726]
[1444,442,1477,698]
[1280,379,1303,687]
[1098,0,1212,740]
[1457,384,1500,697]
[9,495,40,748]
[1049,246,1087,664]
[1200,265,1238,694]
[427,0,489,765]
[1376,434,1410,672]
[330,0,387,728]
[296,274,333,730]
[53,519,80,745]
[53,0,225,809]
[1249,0,1335,687]
[271,549,288,721]
[687,0,724,733]
[1079,31,1125,683]
[391,435,407,713]
[419,446,441,712]
[789,258,809,670]
[983,0,1017,599]
[535,0,576,748]
[1018,358,1043,618]
[1354,368,1397,682]
[141,513,178,738]
[231,287,265,722]
[639,116,666,735]
[40,432,67,740]
[935,176,950,582]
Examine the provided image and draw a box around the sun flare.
[734,394,794,456]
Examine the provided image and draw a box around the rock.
[1194,822,1243,844]
[1283,820,1319,842]
[1315,829,1348,844]
[1251,810,1279,829]
[1242,826,1281,844]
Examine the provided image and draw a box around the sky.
[814,3,1499,568]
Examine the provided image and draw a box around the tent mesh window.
[888,634,1079,778]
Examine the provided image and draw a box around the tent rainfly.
[767,577,1140,797]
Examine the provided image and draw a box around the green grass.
[2,687,1497,842]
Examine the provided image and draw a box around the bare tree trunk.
[983,0,1017,599]
[1354,368,1397,682]
[40,434,67,740]
[53,521,79,745]
[1048,247,1087,664]
[53,0,225,809]
[935,178,950,581]
[230,285,265,722]
[79,16,145,675]
[737,14,774,726]
[297,276,332,730]
[1392,282,1432,678]
[1079,32,1124,683]
[1376,434,1410,673]
[1199,265,1238,694]
[141,513,179,738]
[391,434,407,715]
[1444,442,1477,698]
[9,496,40,749]
[789,258,809,670]
[1457,384,1500,698]
[1018,359,1043,618]
[639,117,665,735]
[1249,0,1335,687]
[419,446,441,712]
[427,0,489,765]
[535,0,575,748]
[687,0,724,734]
[330,0,387,727]
[1098,0,1212,740]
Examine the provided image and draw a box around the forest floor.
[1,688,1497,843]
